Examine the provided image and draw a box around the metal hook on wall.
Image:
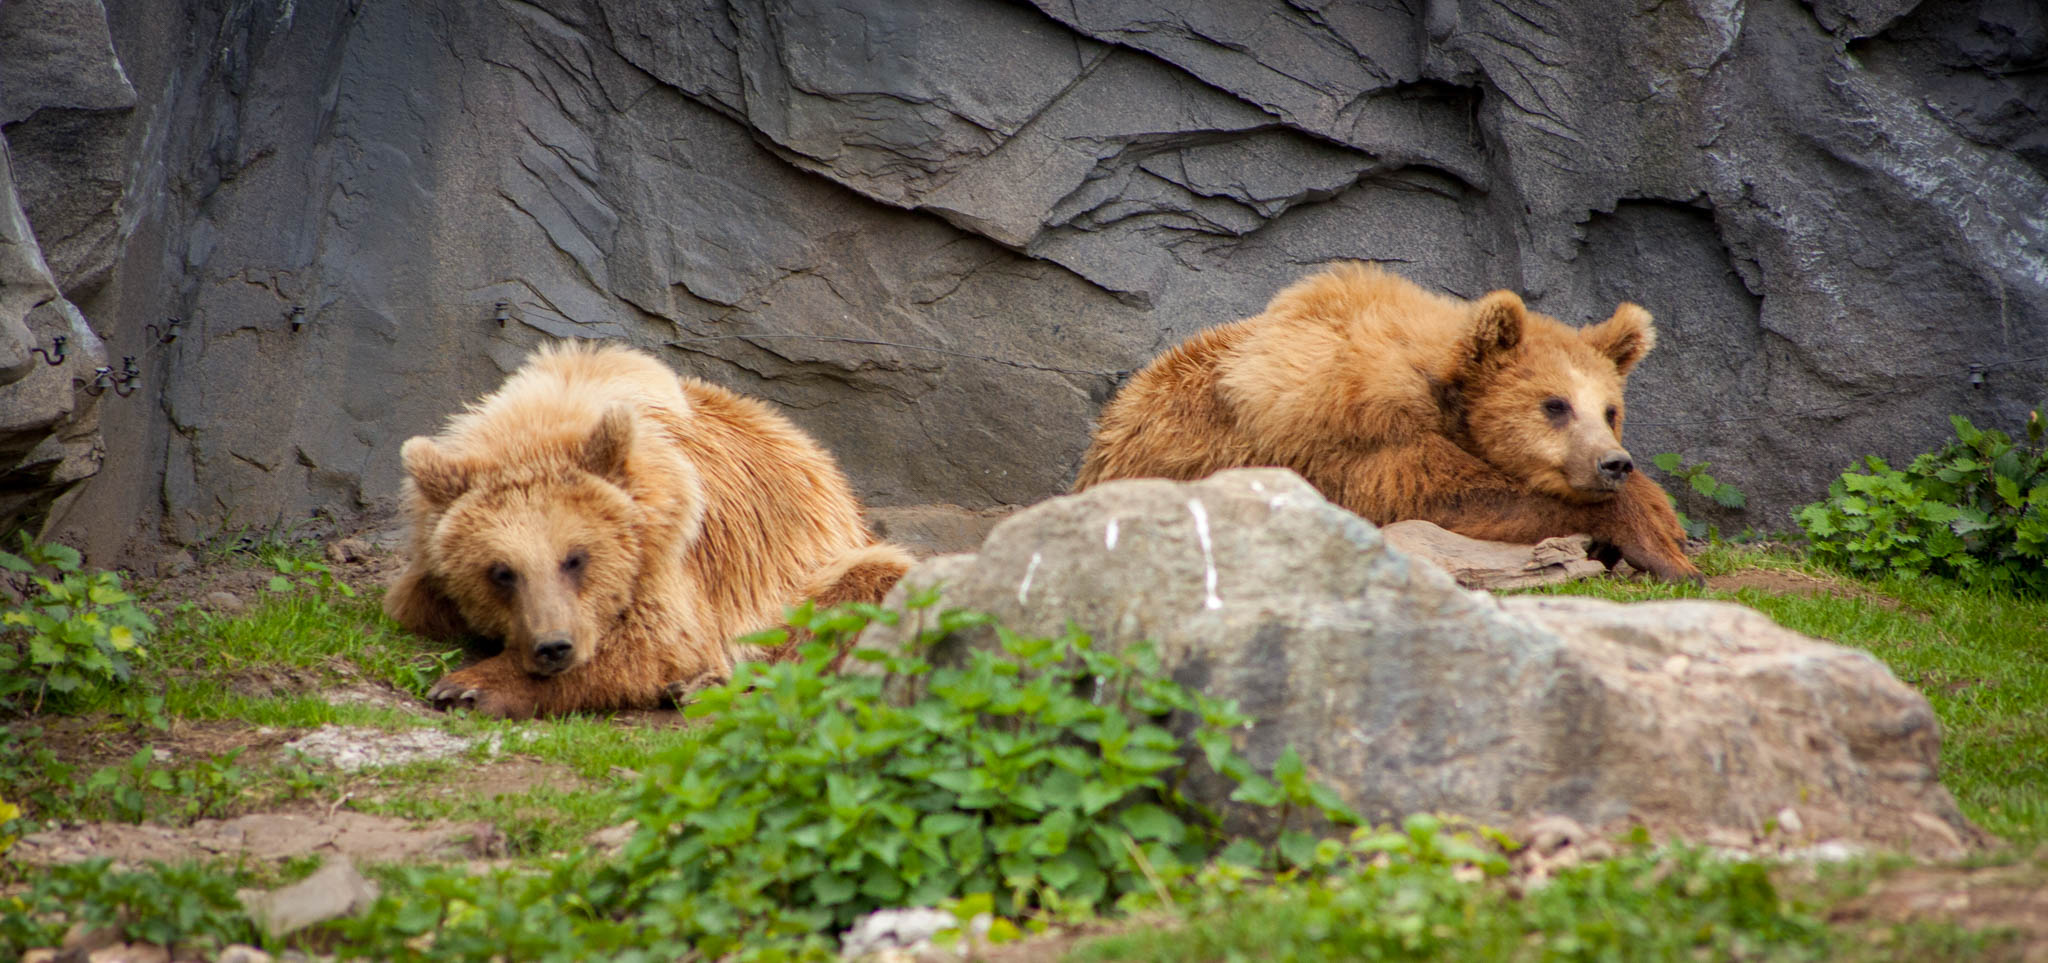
[29,335,67,366]
[80,356,141,398]
[494,302,511,328]
[288,305,306,332]
[145,318,183,344]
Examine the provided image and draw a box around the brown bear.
[385,341,914,718]
[1073,262,1700,583]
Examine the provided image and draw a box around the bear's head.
[1455,290,1657,503]
[400,407,645,677]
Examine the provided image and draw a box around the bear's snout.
[533,634,576,675]
[1597,451,1634,487]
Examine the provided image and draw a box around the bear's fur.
[386,342,914,718]
[1073,263,1700,582]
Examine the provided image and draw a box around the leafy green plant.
[1797,411,2048,595]
[78,747,253,825]
[1650,453,1747,541]
[391,646,464,698]
[263,551,357,598]
[0,534,157,714]
[0,859,258,959]
[335,598,1356,961]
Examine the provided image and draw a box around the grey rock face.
[0,0,132,537]
[0,0,2030,553]
[858,469,1982,858]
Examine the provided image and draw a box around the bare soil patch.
[31,717,305,771]
[1707,568,1904,609]
[12,809,505,868]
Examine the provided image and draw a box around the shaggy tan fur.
[386,342,914,718]
[1074,263,1699,582]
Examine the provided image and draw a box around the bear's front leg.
[1590,471,1703,585]
[427,654,543,720]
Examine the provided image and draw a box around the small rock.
[60,923,120,954]
[324,538,371,565]
[282,725,476,771]
[203,591,246,615]
[215,943,273,963]
[586,821,637,855]
[1776,806,1804,837]
[1784,840,1863,863]
[1522,814,1589,856]
[239,858,379,939]
[160,550,197,577]
[85,942,168,963]
[841,907,960,958]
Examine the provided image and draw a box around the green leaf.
[1996,474,2022,508]
[1229,776,1283,808]
[1037,854,1082,891]
[0,550,32,573]
[1651,453,1684,473]
[267,576,294,593]
[1117,804,1186,844]
[1077,780,1123,815]
[809,873,856,906]
[36,543,81,572]
[1277,830,1317,868]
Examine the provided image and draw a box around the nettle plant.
[597,598,1358,957]
[342,597,1359,962]
[1650,453,1747,541]
[1797,411,2048,595]
[0,535,156,714]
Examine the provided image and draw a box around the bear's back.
[432,342,691,471]
[1215,264,1471,457]
[659,377,873,646]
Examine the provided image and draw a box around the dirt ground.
[1706,567,1905,609]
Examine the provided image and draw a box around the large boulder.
[858,469,1983,859]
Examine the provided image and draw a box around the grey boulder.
[857,468,1982,859]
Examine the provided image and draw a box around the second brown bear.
[1074,262,1701,583]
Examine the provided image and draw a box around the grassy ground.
[4,544,2045,961]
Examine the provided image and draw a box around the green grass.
[1520,546,2048,850]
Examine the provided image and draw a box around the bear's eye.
[1605,406,1619,428]
[562,550,588,576]
[488,563,518,590]
[1542,398,1571,420]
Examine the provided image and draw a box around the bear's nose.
[1598,452,1634,484]
[533,635,574,672]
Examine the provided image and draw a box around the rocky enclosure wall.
[2,0,2043,559]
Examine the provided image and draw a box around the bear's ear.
[577,405,635,484]
[1462,290,1527,368]
[401,437,471,508]
[1582,303,1657,376]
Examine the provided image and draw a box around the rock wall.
[2,0,2041,557]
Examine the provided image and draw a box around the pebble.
[324,538,371,565]
[203,590,246,615]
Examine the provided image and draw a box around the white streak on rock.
[1017,551,1042,606]
[1186,499,1222,610]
